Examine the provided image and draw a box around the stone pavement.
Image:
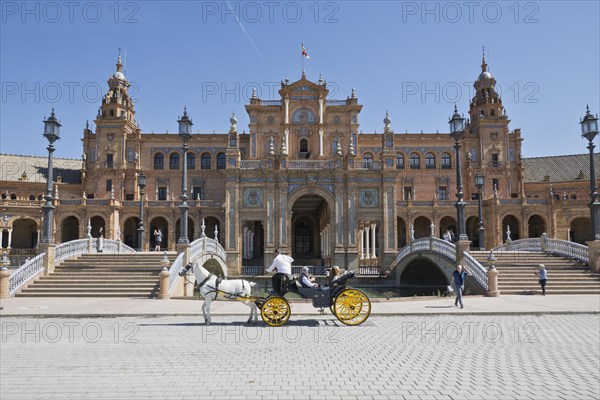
[1,314,599,399]
[1,294,599,317]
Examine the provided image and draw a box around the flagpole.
[301,43,304,76]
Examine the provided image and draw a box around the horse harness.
[196,273,251,300]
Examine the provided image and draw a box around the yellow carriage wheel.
[333,289,371,326]
[261,296,291,327]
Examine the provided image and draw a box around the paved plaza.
[1,313,599,400]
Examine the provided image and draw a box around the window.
[216,153,226,170]
[291,108,316,124]
[441,153,451,169]
[201,153,212,170]
[438,186,447,200]
[158,187,167,201]
[187,153,196,170]
[492,178,499,192]
[491,153,500,167]
[471,193,479,200]
[109,109,114,117]
[154,153,164,170]
[106,179,112,192]
[106,154,114,168]
[425,153,436,169]
[192,187,203,200]
[363,153,373,169]
[396,154,405,169]
[404,187,413,201]
[125,194,134,200]
[470,147,477,161]
[10,193,17,200]
[169,153,180,170]
[410,153,420,169]
[299,138,308,152]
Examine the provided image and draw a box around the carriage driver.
[266,249,294,294]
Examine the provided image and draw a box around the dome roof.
[113,70,126,81]
[479,71,492,80]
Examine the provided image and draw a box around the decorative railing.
[240,160,265,169]
[326,100,347,106]
[9,239,135,295]
[354,161,382,170]
[168,236,227,294]
[260,100,281,106]
[493,238,589,264]
[381,237,488,291]
[288,160,335,170]
[241,266,264,276]
[8,253,44,295]
[292,266,326,275]
[358,266,382,276]
[463,252,488,291]
[59,199,83,205]
[86,199,109,205]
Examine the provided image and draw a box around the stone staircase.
[470,251,600,295]
[16,252,177,298]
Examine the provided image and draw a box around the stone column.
[319,130,324,157]
[487,265,500,297]
[587,240,600,273]
[365,225,370,260]
[0,230,3,248]
[7,229,13,249]
[249,230,254,259]
[40,243,56,277]
[370,222,377,258]
[242,227,248,259]
[358,228,364,259]
[158,267,170,300]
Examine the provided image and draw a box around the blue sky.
[1,0,599,159]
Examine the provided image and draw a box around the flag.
[302,43,310,60]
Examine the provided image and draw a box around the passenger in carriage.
[326,266,341,286]
[300,266,320,288]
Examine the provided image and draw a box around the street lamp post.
[475,171,485,250]
[41,109,61,244]
[580,105,600,240]
[449,105,468,242]
[177,107,193,245]
[137,172,146,251]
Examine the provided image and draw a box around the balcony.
[488,160,504,169]
[288,160,335,170]
[240,160,265,169]
[354,161,382,170]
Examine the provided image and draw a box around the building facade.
[0,53,596,273]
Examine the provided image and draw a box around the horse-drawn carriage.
[179,262,371,327]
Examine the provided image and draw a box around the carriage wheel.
[261,296,291,327]
[333,289,371,326]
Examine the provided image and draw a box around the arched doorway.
[123,217,140,249]
[570,218,592,244]
[12,219,38,249]
[439,216,457,241]
[502,215,520,241]
[399,258,448,296]
[175,218,196,243]
[90,216,106,238]
[291,194,329,262]
[150,217,169,250]
[203,217,221,244]
[466,216,480,248]
[61,216,80,242]
[528,215,546,238]
[413,216,431,239]
[397,217,407,248]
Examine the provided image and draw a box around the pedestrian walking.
[452,264,471,309]
[535,264,548,295]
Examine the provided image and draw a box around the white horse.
[179,261,258,324]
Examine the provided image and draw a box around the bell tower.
[83,50,141,201]
[466,49,524,201]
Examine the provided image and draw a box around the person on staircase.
[535,264,548,295]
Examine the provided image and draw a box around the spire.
[117,48,123,72]
[481,46,488,73]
